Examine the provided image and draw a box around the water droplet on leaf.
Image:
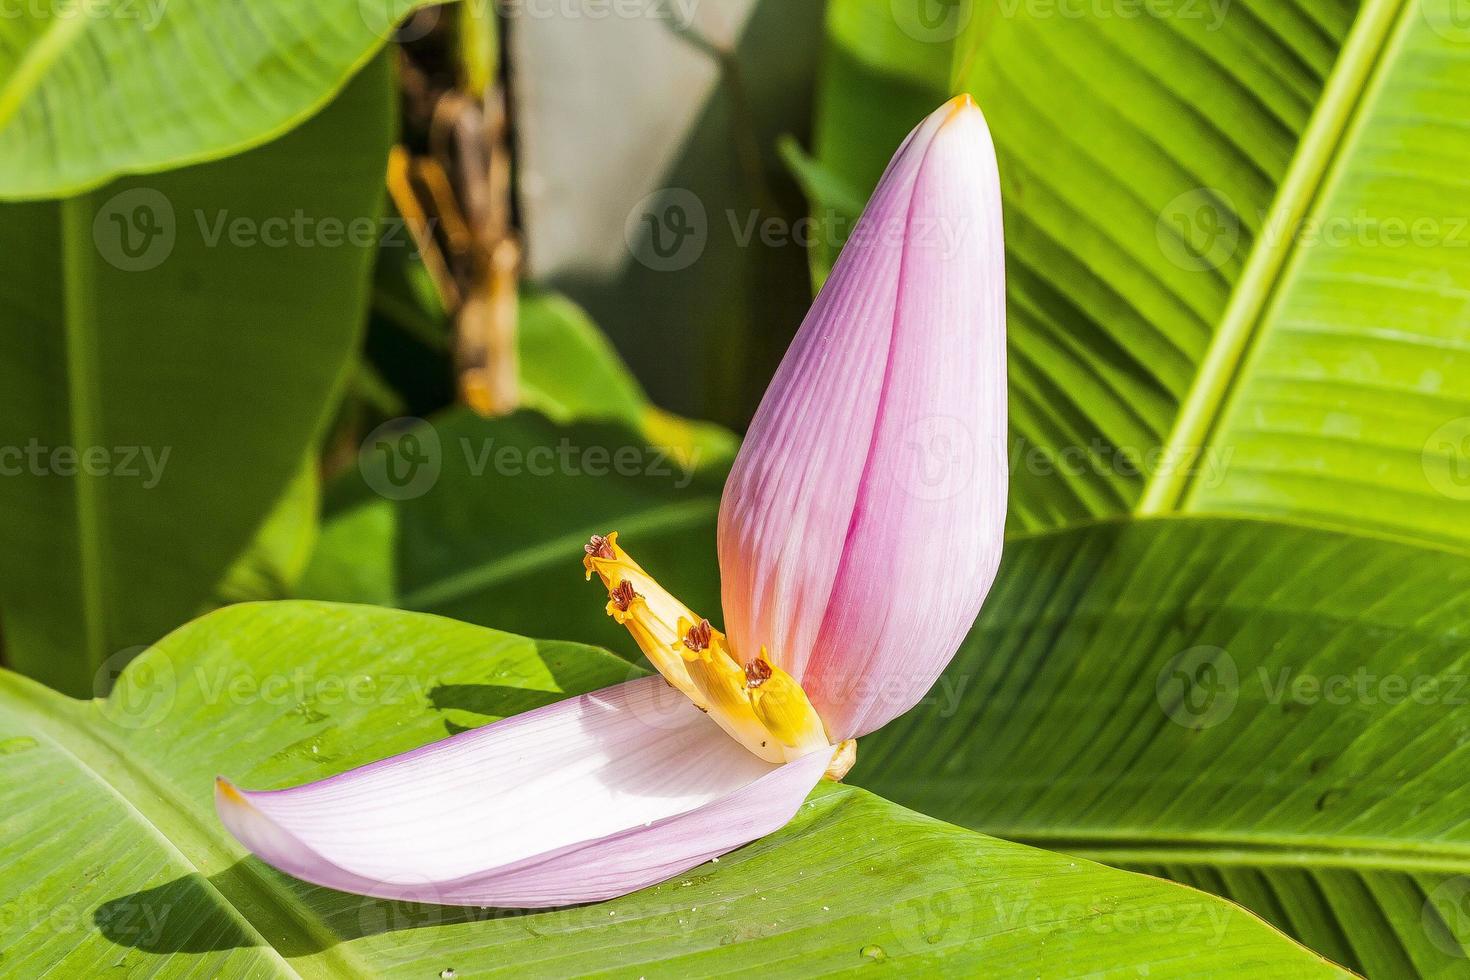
[0,736,37,755]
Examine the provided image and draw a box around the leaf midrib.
[60,196,108,682]
[1008,830,1470,876]
[0,671,370,979]
[1136,0,1411,515]
[0,6,97,131]
[1001,509,1470,562]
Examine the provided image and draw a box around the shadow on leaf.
[95,676,650,956]
[94,860,573,957]
[428,683,569,735]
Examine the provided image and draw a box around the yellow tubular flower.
[583,532,700,703]
[584,532,837,767]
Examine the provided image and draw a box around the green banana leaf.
[0,601,1344,976]
[0,55,393,697]
[0,0,443,198]
[855,516,1470,977]
[518,289,650,427]
[807,0,1470,551]
[299,426,1470,974]
[213,457,322,606]
[776,1,1470,973]
[297,408,727,663]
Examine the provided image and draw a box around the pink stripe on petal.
[217,676,827,907]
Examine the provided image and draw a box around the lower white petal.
[217,675,828,907]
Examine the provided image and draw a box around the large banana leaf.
[855,516,1470,977]
[297,408,727,663]
[809,0,1470,550]
[796,1,1470,973]
[303,425,1470,974]
[0,55,393,696]
[0,0,442,198]
[0,600,1344,976]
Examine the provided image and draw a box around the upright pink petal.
[719,97,1006,740]
[718,106,950,682]
[217,676,827,907]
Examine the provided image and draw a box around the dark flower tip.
[682,619,713,653]
[609,579,637,611]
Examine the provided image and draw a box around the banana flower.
[217,95,1006,908]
